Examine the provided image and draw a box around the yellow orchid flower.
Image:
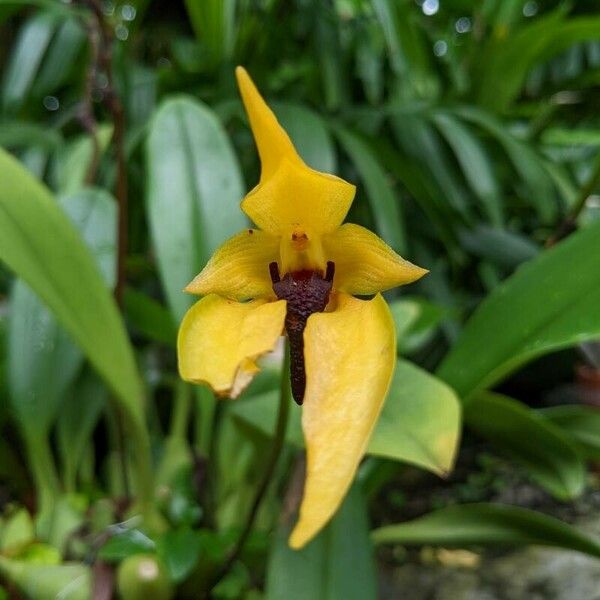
[177,66,428,549]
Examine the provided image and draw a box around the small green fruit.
[117,554,174,600]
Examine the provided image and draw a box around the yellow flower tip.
[235,66,300,177]
[288,524,312,550]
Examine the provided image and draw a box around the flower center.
[270,261,335,405]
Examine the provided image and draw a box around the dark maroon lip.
[270,261,335,405]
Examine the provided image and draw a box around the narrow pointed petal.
[289,293,396,548]
[178,295,286,397]
[323,224,428,295]
[235,66,301,178]
[236,67,355,235]
[185,229,279,301]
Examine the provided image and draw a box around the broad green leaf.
[369,360,460,475]
[542,405,600,461]
[332,125,405,253]
[231,360,460,476]
[1,11,57,112]
[0,148,146,458]
[372,503,600,558]
[0,557,90,600]
[274,102,336,173]
[266,485,377,600]
[437,220,600,402]
[466,393,585,500]
[432,113,502,226]
[7,188,116,435]
[146,96,246,320]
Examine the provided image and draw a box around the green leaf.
[31,17,85,97]
[332,125,405,253]
[437,220,600,402]
[372,503,600,558]
[542,405,600,461]
[0,149,150,493]
[57,371,107,492]
[266,485,377,600]
[542,127,600,147]
[7,188,116,435]
[98,529,156,562]
[156,528,202,584]
[273,102,336,173]
[52,125,113,195]
[0,557,90,600]
[458,225,540,269]
[0,509,34,553]
[184,0,236,66]
[1,11,57,112]
[391,115,470,222]
[146,96,246,320]
[231,360,460,476]
[123,288,176,347]
[466,392,585,500]
[453,106,557,223]
[369,360,460,476]
[475,12,600,112]
[432,113,502,226]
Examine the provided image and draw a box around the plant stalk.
[547,152,600,246]
[207,343,292,593]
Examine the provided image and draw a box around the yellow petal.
[242,160,355,236]
[185,229,279,301]
[178,294,286,397]
[289,293,396,548]
[235,66,301,178]
[323,223,428,295]
[236,66,355,235]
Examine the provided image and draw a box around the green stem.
[25,433,60,535]
[170,380,192,440]
[547,152,600,246]
[207,343,292,594]
[195,385,216,456]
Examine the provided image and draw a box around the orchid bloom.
[177,67,427,548]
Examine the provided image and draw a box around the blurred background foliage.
[0,0,600,598]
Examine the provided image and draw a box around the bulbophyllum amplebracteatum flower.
[178,67,427,549]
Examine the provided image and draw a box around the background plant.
[0,0,599,598]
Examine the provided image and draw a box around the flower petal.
[235,66,302,178]
[178,294,286,397]
[242,160,355,236]
[236,66,355,235]
[185,229,279,300]
[289,293,396,548]
[323,224,428,295]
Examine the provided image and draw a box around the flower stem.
[547,152,600,246]
[170,380,192,440]
[208,342,291,593]
[25,433,60,537]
